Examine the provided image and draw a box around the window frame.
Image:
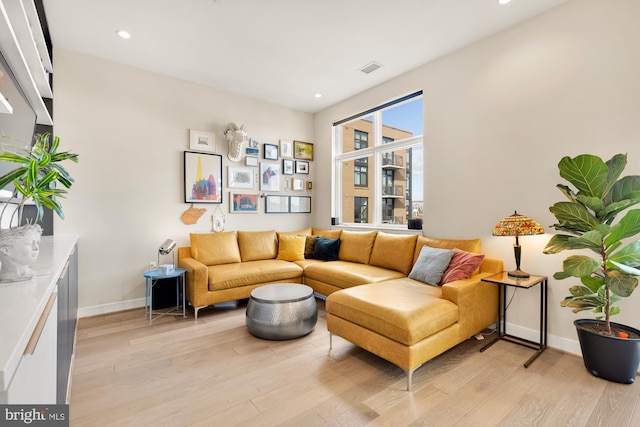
[333,92,423,230]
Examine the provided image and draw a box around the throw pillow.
[408,245,455,286]
[441,248,485,284]
[276,234,306,261]
[304,235,317,258]
[313,237,340,261]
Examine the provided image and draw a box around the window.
[354,197,368,223]
[334,92,423,228]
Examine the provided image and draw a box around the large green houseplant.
[543,153,640,383]
[0,133,78,281]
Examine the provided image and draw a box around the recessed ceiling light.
[314,93,322,98]
[116,30,131,39]
[498,0,512,4]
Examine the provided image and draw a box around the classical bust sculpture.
[224,123,248,163]
[0,223,42,282]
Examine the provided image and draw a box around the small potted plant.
[0,133,78,281]
[543,153,640,383]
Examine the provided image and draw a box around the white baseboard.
[503,321,581,356]
[78,298,145,318]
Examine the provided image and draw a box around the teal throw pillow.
[313,237,340,261]
[408,245,455,286]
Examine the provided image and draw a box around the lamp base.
[508,269,530,279]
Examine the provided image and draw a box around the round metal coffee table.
[246,284,318,340]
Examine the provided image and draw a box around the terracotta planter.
[575,319,640,384]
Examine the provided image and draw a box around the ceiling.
[42,0,567,113]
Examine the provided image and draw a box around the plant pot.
[0,224,42,282]
[574,319,640,384]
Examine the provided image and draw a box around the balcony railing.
[382,216,405,224]
[382,185,404,197]
[382,155,404,167]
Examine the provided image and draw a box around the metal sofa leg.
[194,306,204,320]
[405,367,416,391]
[329,332,333,350]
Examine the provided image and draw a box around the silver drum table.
[246,284,318,340]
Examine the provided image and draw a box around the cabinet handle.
[24,292,57,356]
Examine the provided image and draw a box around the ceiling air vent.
[359,61,383,74]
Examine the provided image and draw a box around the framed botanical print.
[184,151,222,203]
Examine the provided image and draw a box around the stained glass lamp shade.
[492,211,544,278]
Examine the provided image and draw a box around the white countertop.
[0,235,78,391]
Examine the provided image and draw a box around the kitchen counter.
[0,235,78,392]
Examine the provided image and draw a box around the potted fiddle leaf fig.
[0,133,78,281]
[543,153,640,383]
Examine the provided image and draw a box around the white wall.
[314,0,640,353]
[52,49,315,314]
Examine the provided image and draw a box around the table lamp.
[492,211,544,278]
[158,239,177,272]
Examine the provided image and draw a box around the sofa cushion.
[304,235,317,258]
[441,248,485,284]
[326,281,459,346]
[413,236,482,265]
[277,234,306,261]
[207,260,303,291]
[408,245,455,286]
[313,236,340,261]
[304,260,405,289]
[190,231,241,266]
[237,230,278,261]
[338,230,377,264]
[312,228,342,239]
[369,232,418,274]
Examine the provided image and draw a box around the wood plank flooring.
[69,300,640,426]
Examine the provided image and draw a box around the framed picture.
[280,140,293,158]
[282,159,294,175]
[245,156,258,167]
[228,166,254,189]
[294,140,314,160]
[292,178,304,191]
[295,160,309,174]
[264,143,279,160]
[246,147,259,155]
[307,181,313,190]
[265,195,289,213]
[290,196,311,213]
[249,138,260,148]
[230,192,258,213]
[184,151,222,203]
[189,130,216,152]
[260,162,281,192]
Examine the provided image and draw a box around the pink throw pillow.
[441,248,485,284]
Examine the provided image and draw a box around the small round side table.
[144,268,187,324]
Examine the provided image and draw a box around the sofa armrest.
[441,270,500,338]
[480,257,504,275]
[178,255,208,308]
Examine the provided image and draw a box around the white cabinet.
[5,292,58,404]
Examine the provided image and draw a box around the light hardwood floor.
[70,299,640,426]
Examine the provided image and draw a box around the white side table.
[144,268,187,324]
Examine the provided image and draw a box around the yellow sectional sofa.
[178,228,502,389]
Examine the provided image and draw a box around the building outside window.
[333,92,423,227]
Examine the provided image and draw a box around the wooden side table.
[479,272,548,367]
[144,268,187,324]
